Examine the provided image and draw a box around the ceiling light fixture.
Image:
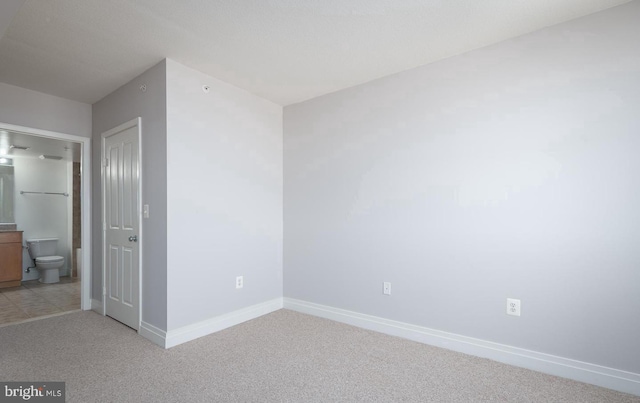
[10,145,30,150]
[39,155,63,160]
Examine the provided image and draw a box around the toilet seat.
[36,256,64,263]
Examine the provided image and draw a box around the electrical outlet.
[507,298,521,316]
[236,276,243,289]
[383,282,391,295]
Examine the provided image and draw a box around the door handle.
[128,235,138,242]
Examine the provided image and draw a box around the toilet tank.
[26,238,59,258]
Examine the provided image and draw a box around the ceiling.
[0,0,633,106]
[0,129,81,162]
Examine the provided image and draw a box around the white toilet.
[26,238,65,283]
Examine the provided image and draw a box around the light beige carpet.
[0,310,638,402]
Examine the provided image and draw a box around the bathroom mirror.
[0,164,15,223]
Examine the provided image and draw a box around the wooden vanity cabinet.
[0,231,23,288]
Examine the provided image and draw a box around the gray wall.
[166,60,283,330]
[0,82,91,137]
[92,60,168,330]
[284,1,640,374]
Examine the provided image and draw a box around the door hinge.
[103,287,107,296]
[103,158,109,167]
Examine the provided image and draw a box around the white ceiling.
[0,129,81,162]
[0,0,633,106]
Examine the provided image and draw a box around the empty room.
[0,0,639,402]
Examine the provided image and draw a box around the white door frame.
[0,121,92,310]
[101,117,143,330]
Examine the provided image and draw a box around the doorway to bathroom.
[0,122,91,325]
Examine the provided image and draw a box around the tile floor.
[0,277,80,326]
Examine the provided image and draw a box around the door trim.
[0,121,92,310]
[101,117,142,330]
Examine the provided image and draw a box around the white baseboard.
[91,298,104,315]
[141,298,283,349]
[139,321,167,348]
[284,298,640,397]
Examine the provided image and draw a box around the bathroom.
[0,129,82,324]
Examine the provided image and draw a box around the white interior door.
[102,119,140,330]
